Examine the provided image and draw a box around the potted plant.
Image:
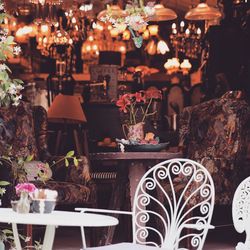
[116,87,162,141]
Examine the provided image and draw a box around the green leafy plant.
[0,0,23,107]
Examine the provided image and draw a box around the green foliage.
[0,0,23,107]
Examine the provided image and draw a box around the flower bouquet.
[100,0,155,48]
[116,87,162,149]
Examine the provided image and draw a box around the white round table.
[0,208,118,250]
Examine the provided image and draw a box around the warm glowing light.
[180,21,185,27]
[41,24,49,35]
[72,17,77,24]
[122,30,130,40]
[157,40,169,55]
[110,28,119,38]
[145,40,157,55]
[148,25,159,36]
[180,59,192,74]
[142,29,150,40]
[197,27,201,35]
[119,45,126,54]
[185,28,190,36]
[172,23,177,29]
[88,35,94,41]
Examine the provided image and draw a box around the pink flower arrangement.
[15,183,37,195]
[116,88,162,125]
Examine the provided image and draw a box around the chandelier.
[170,21,202,59]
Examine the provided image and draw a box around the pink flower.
[15,183,37,195]
[116,94,131,113]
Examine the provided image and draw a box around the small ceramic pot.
[31,199,56,214]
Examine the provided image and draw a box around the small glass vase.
[16,192,30,214]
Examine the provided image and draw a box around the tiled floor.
[51,225,239,250]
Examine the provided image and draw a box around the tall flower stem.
[142,98,153,123]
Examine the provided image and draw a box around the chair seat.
[33,181,90,205]
[86,243,158,250]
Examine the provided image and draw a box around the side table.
[89,148,183,245]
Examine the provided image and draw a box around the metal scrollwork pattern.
[132,158,215,250]
[233,176,250,249]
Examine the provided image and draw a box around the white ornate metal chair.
[76,158,215,250]
[232,176,250,250]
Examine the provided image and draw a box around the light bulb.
[180,21,185,27]
[157,40,169,55]
[172,23,176,29]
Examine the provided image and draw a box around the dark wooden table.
[89,148,183,245]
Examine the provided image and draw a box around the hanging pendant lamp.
[151,4,177,21]
[97,5,125,21]
[185,2,222,21]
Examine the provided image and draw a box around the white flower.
[8,84,17,95]
[126,15,147,31]
[0,88,6,100]
[144,6,155,16]
[25,236,31,242]
[0,64,7,71]
[113,23,127,33]
[12,95,22,106]
[16,84,24,91]
[13,46,21,55]
[0,3,4,11]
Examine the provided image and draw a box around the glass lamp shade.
[148,25,159,36]
[180,59,192,74]
[151,4,177,21]
[48,94,87,123]
[97,5,125,20]
[145,40,157,55]
[157,40,169,55]
[185,3,222,21]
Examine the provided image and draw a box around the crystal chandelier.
[170,21,202,59]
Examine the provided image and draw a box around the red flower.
[134,92,146,103]
[145,87,162,100]
[116,94,131,113]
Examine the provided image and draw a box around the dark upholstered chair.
[179,91,250,205]
[0,101,96,208]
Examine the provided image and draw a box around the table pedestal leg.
[12,223,22,250]
[42,225,56,250]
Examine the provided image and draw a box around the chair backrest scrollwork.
[232,176,250,250]
[132,158,215,250]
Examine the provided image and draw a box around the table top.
[89,150,183,161]
[0,208,118,227]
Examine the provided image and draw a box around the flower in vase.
[116,89,162,126]
[15,183,37,195]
